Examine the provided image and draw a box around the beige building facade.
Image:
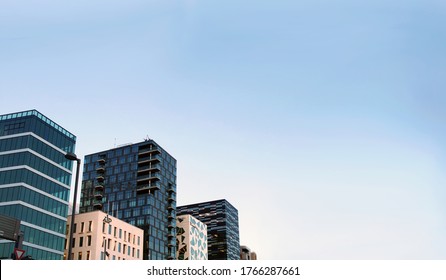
[64,210,143,260]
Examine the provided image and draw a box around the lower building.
[176,214,207,260]
[177,199,240,260]
[64,210,143,260]
[240,245,257,260]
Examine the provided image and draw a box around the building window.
[86,251,90,260]
[108,225,112,234]
[87,235,92,246]
[72,238,75,248]
[80,222,84,233]
[114,226,117,237]
[73,223,77,233]
[78,252,82,260]
[79,237,84,247]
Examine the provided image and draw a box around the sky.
[1,0,446,260]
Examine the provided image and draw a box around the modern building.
[176,214,207,260]
[79,140,177,260]
[177,199,240,260]
[240,245,257,260]
[64,210,143,260]
[0,110,76,260]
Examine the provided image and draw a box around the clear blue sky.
[1,0,445,259]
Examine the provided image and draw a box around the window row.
[23,224,65,251]
[26,117,75,152]
[0,169,69,200]
[102,238,140,258]
[1,116,75,153]
[0,186,68,217]
[102,224,141,246]
[0,152,71,185]
[0,135,73,170]
[0,204,66,234]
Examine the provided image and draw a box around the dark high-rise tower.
[177,199,240,260]
[79,140,177,260]
[0,110,76,260]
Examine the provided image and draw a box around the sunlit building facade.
[64,210,143,260]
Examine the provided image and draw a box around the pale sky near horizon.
[1,0,446,259]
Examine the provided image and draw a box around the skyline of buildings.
[0,109,247,260]
[0,110,77,259]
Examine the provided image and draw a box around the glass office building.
[0,110,76,260]
[79,140,177,260]
[177,199,240,260]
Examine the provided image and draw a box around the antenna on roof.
[144,135,151,141]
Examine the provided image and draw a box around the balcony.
[137,164,161,173]
[94,184,104,191]
[94,191,103,199]
[167,187,176,194]
[137,155,161,164]
[167,205,174,211]
[167,197,176,203]
[136,184,160,195]
[97,158,106,164]
[96,175,105,182]
[136,174,160,183]
[96,166,105,173]
[93,201,103,209]
[138,146,161,156]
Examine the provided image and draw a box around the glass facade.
[79,140,177,260]
[0,110,76,260]
[177,199,240,260]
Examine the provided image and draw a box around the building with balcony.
[64,210,143,260]
[79,140,177,260]
[177,199,240,260]
[0,110,76,259]
[176,214,207,260]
